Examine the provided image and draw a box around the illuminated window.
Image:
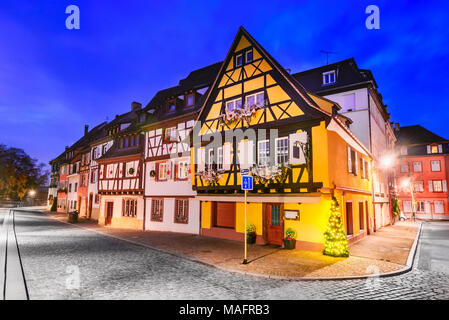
[177,161,189,179]
[275,137,288,165]
[258,140,270,166]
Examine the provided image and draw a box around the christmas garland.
[219,101,265,127]
[250,163,290,186]
[196,169,222,184]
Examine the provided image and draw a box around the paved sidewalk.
[42,210,418,279]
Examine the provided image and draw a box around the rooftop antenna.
[320,50,337,65]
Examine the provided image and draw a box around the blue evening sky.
[1,0,448,169]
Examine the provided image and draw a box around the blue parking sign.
[242,175,253,190]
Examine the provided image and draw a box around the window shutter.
[248,140,254,168]
[438,144,443,153]
[427,145,431,154]
[289,132,307,165]
[197,148,205,172]
[239,140,252,170]
[443,180,448,192]
[425,202,431,214]
[429,180,433,192]
[223,143,231,171]
[174,163,179,181]
[347,147,352,173]
[354,152,358,175]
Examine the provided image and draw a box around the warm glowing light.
[29,190,36,196]
[401,178,410,188]
[381,154,395,168]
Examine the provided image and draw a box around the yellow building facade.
[191,27,373,251]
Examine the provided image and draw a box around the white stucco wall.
[144,197,200,234]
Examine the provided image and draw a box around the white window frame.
[400,162,409,173]
[413,180,424,192]
[158,162,168,180]
[431,160,441,172]
[275,137,289,166]
[177,160,189,180]
[245,91,265,108]
[322,70,336,85]
[434,201,445,214]
[236,53,243,67]
[207,148,215,171]
[258,140,270,166]
[245,49,253,63]
[217,147,223,171]
[226,98,242,112]
[413,161,422,172]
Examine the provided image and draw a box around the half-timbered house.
[97,102,145,229]
[142,63,221,234]
[191,27,374,250]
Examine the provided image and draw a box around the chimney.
[84,124,89,136]
[394,122,400,132]
[65,146,69,151]
[131,101,142,112]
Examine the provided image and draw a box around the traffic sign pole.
[243,189,248,264]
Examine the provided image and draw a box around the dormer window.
[186,94,194,107]
[236,53,243,67]
[245,49,253,63]
[226,98,242,112]
[322,70,336,85]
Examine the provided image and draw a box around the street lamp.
[401,178,416,222]
[29,190,36,197]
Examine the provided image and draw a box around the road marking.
[0,210,28,300]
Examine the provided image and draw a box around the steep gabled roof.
[396,125,448,146]
[292,58,377,94]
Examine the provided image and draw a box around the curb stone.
[22,209,423,282]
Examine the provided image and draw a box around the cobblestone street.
[10,209,449,300]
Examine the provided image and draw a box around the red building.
[395,125,449,220]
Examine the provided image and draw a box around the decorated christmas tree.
[323,196,349,257]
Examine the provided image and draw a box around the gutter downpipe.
[367,87,377,232]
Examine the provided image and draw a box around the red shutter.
[174,163,178,181]
[155,163,159,181]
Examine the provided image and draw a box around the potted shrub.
[68,210,79,223]
[283,228,297,249]
[246,223,257,244]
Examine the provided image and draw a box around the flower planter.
[283,239,296,250]
[247,233,257,244]
[68,211,78,223]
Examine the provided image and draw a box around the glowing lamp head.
[381,154,395,168]
[401,179,410,188]
[29,190,36,196]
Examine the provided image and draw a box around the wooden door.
[345,202,353,236]
[365,201,370,235]
[88,193,93,219]
[105,202,113,225]
[213,202,235,228]
[266,204,283,246]
[359,202,364,230]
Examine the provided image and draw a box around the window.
[174,199,189,224]
[177,161,189,179]
[416,201,427,213]
[158,162,168,180]
[68,183,72,192]
[122,199,137,217]
[74,183,78,192]
[347,147,357,174]
[217,147,223,171]
[95,194,99,204]
[431,160,441,172]
[245,49,253,63]
[236,53,243,67]
[413,181,424,192]
[413,161,422,172]
[322,70,336,85]
[207,148,215,171]
[275,137,288,165]
[151,199,164,221]
[186,94,194,106]
[434,201,445,214]
[165,127,178,142]
[245,92,265,108]
[400,162,409,173]
[400,146,408,155]
[359,202,365,230]
[428,180,448,192]
[345,202,353,236]
[226,98,242,112]
[403,201,412,213]
[428,145,441,154]
[258,140,270,166]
